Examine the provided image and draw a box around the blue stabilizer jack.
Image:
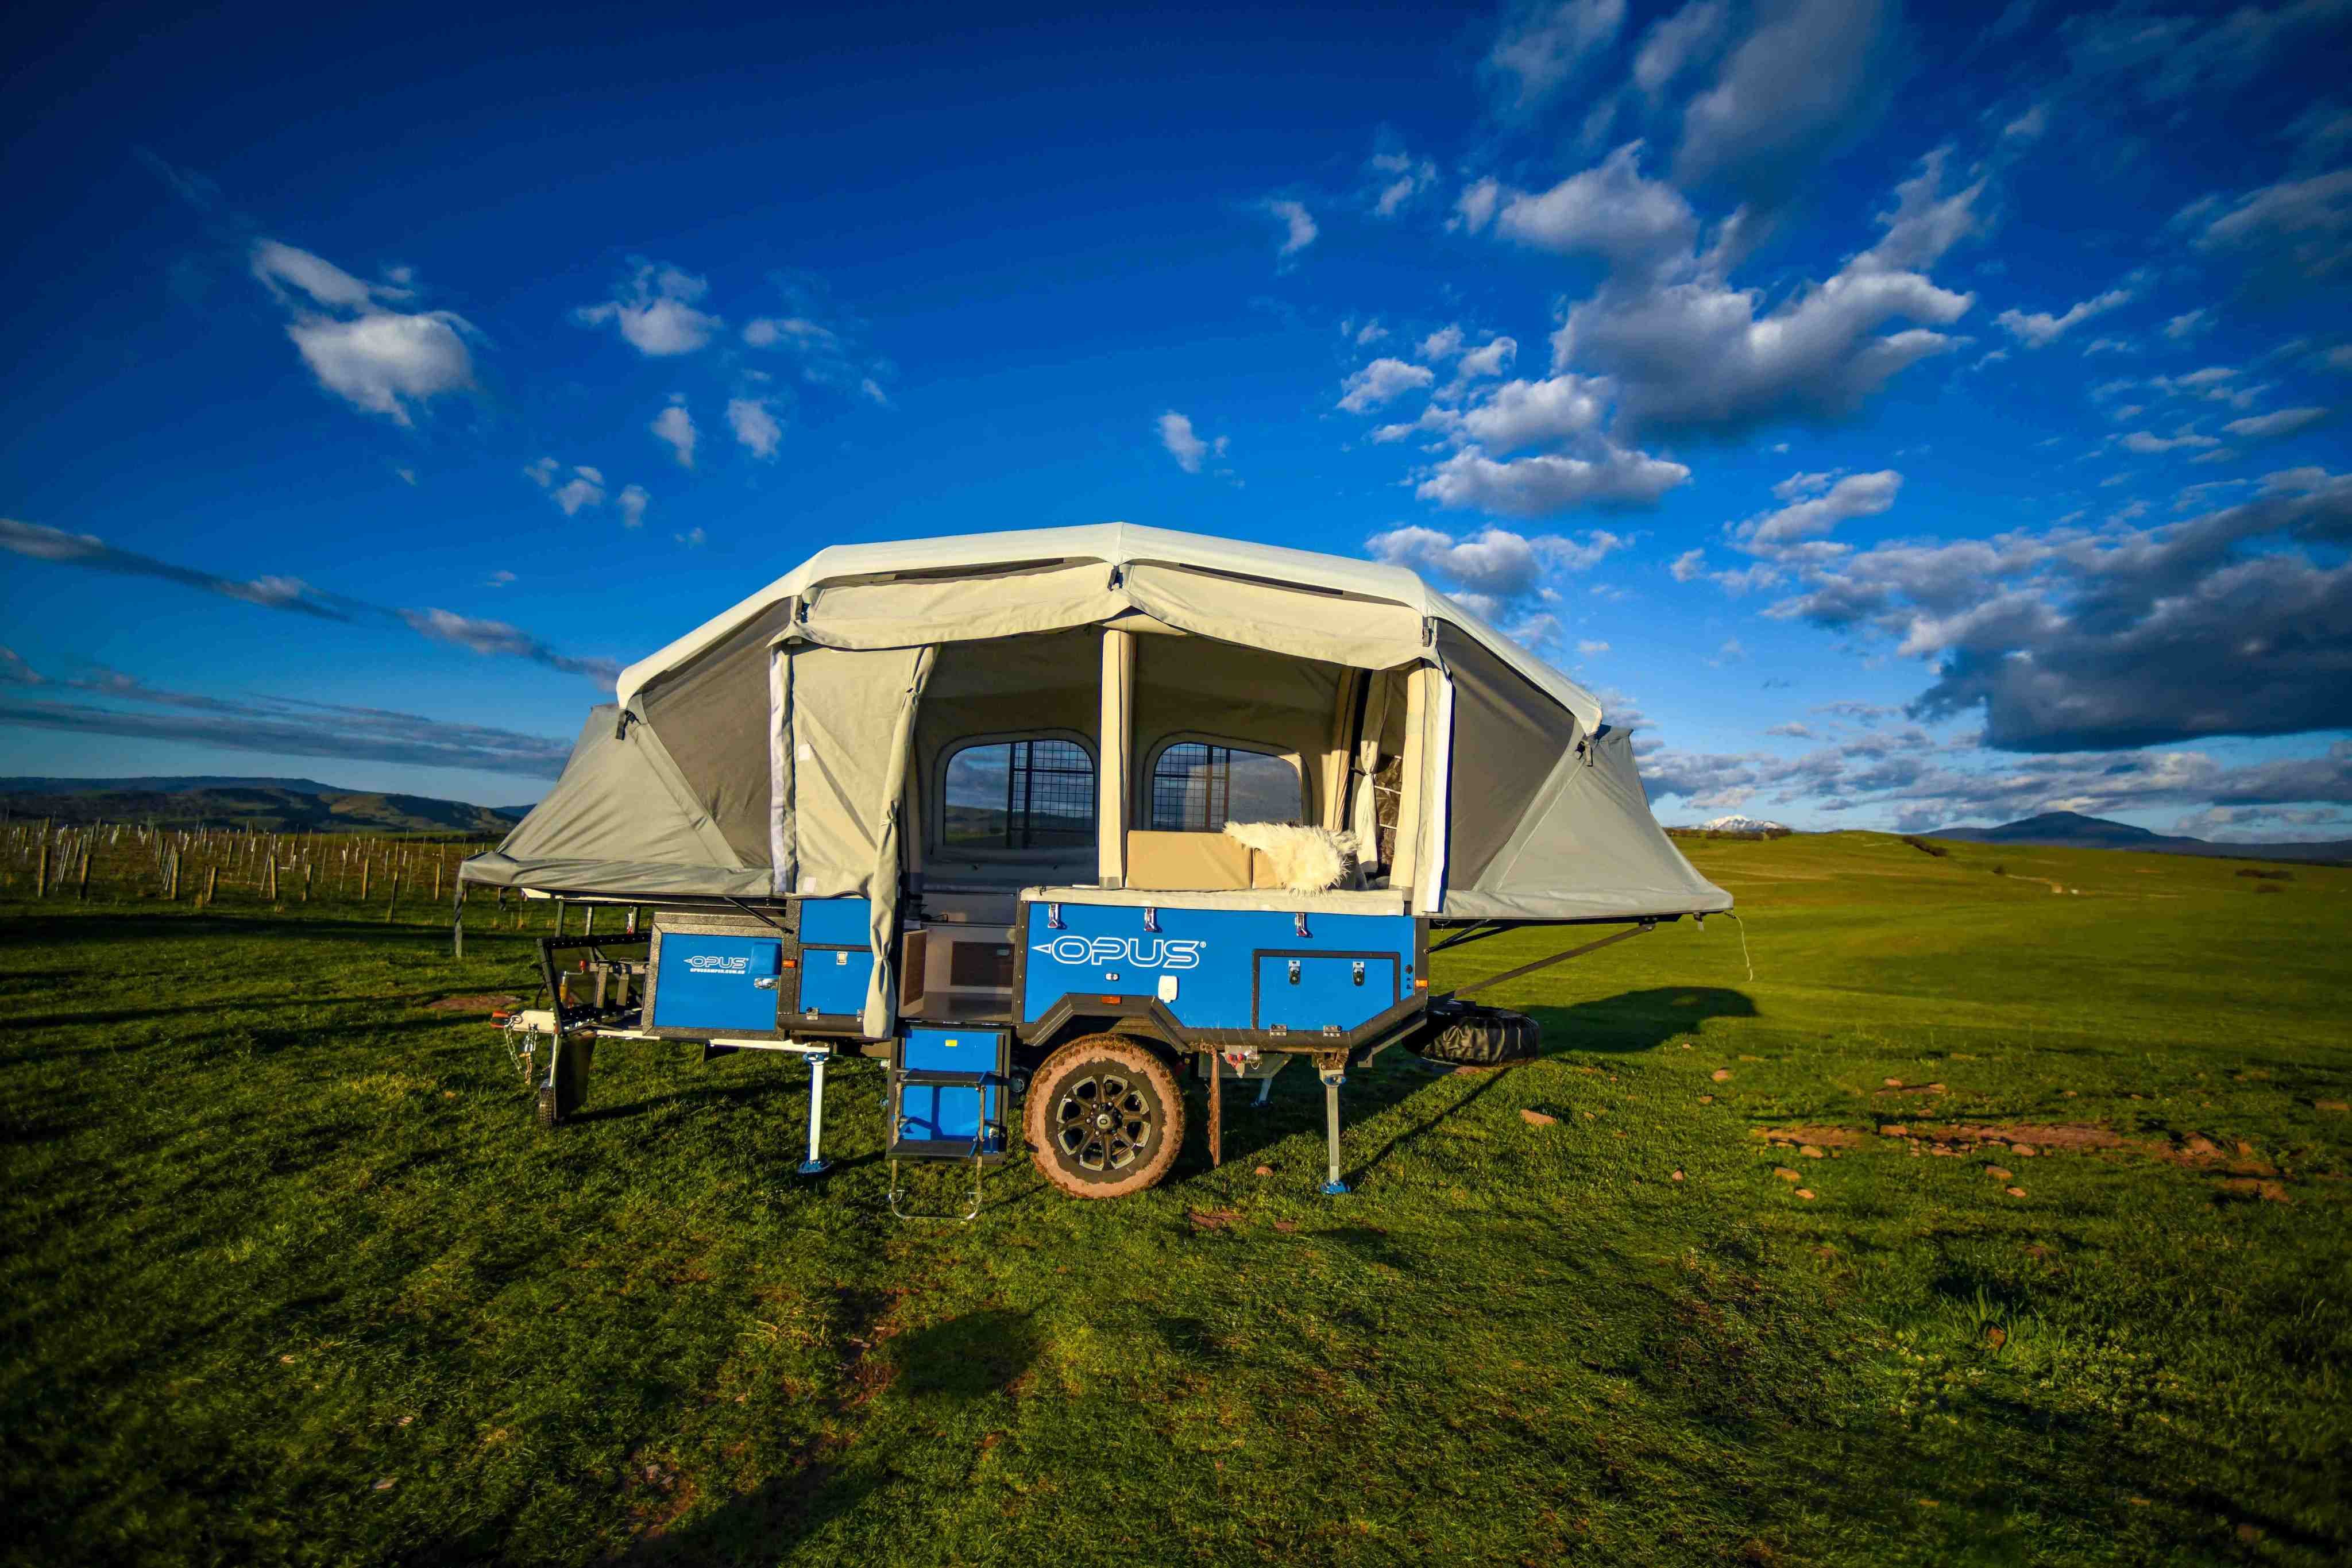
[1320,1067,1350,1196]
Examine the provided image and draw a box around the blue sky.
[3,0,2348,835]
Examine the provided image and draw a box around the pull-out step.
[887,1028,1010,1221]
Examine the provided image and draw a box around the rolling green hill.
[1,829,2346,1565]
[0,779,521,836]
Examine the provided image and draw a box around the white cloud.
[1577,639,1611,656]
[1265,199,1318,257]
[616,485,649,528]
[1369,152,1438,217]
[2002,102,2049,142]
[1457,376,1611,454]
[1670,547,1708,581]
[1367,524,1628,617]
[576,262,721,356]
[249,240,474,426]
[482,569,516,588]
[1674,0,1897,207]
[1995,286,2134,347]
[1158,410,1227,473]
[1752,466,2352,752]
[1494,141,1700,275]
[742,315,837,350]
[2182,168,2352,286]
[2121,428,2223,453]
[1337,357,1436,412]
[1415,446,1691,515]
[1524,146,1979,439]
[1487,0,1627,109]
[1420,325,1465,361]
[2164,308,2215,340]
[1735,469,1902,549]
[523,457,559,488]
[1456,336,1519,381]
[728,396,783,459]
[1455,178,1504,233]
[675,527,706,548]
[1633,0,1728,96]
[1351,318,1390,345]
[652,398,698,468]
[1771,470,1839,501]
[2224,406,2331,441]
[552,467,605,516]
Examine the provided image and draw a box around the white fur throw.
[1223,821,1362,893]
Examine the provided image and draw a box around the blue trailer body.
[1018,899,1419,1040]
[647,930,783,1033]
[794,897,874,1018]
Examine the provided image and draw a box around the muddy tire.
[1416,1007,1542,1065]
[1024,1034,1186,1199]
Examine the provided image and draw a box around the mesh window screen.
[1150,743,1302,829]
[943,739,1096,849]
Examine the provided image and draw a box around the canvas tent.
[461,523,1729,933]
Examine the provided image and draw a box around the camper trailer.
[459,524,1729,1215]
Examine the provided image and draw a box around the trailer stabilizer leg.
[797,1050,832,1176]
[1319,1068,1349,1196]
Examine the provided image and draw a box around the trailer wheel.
[1416,1007,1543,1065]
[1024,1035,1186,1199]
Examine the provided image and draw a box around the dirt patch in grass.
[1871,1121,2289,1183]
[424,992,521,1012]
[1752,1125,1869,1150]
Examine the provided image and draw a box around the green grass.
[3,832,2349,1565]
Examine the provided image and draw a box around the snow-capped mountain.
[1697,814,1791,835]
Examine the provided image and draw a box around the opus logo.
[1030,936,1204,970]
[683,953,752,975]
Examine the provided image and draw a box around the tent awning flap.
[797,561,1129,650]
[1121,562,1427,671]
[1439,724,1730,921]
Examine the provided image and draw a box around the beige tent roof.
[469,522,1727,932]
[616,521,1604,734]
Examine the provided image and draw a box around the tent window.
[941,738,1096,851]
[1149,743,1303,830]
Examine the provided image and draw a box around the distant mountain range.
[1925,810,2351,864]
[0,777,527,837]
[1697,814,1791,836]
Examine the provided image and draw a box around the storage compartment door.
[1253,953,1400,1036]
[650,932,784,1032]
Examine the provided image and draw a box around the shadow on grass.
[1523,986,1758,1055]
[1205,988,1755,1181]
[612,1308,1039,1563]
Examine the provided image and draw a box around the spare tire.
[1415,1007,1542,1065]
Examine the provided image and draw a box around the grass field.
[3,831,2349,1565]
